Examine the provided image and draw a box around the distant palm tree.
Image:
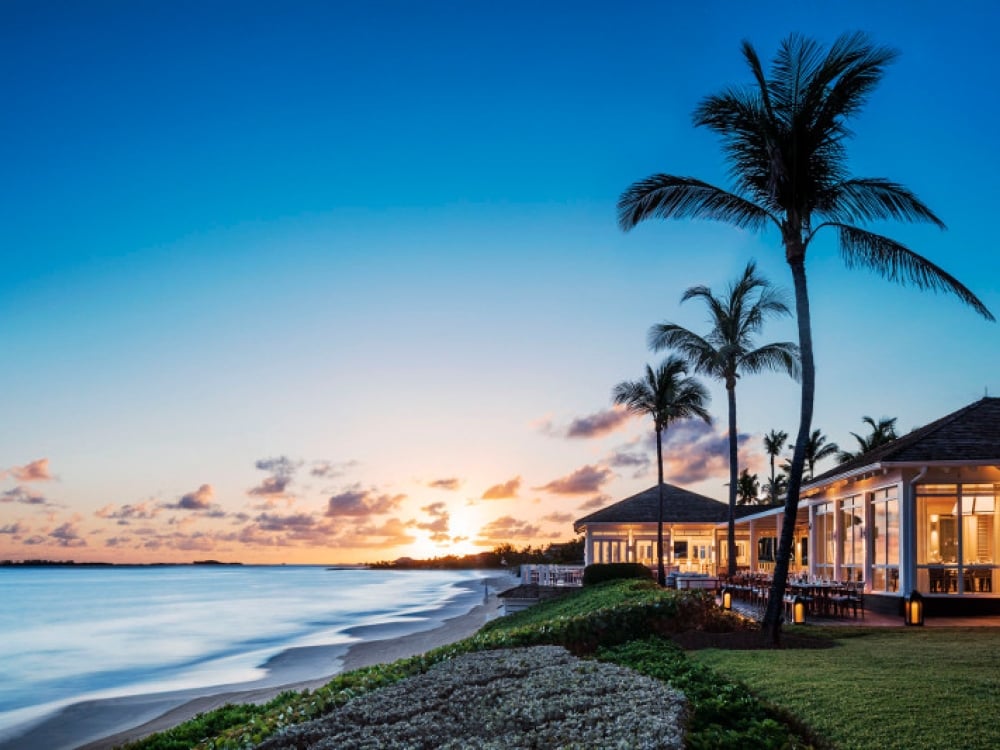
[763,429,789,502]
[736,468,760,506]
[649,261,799,578]
[618,33,994,641]
[613,356,712,585]
[763,472,788,502]
[837,416,898,462]
[804,428,839,479]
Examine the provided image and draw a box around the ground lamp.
[904,590,924,626]
[722,588,732,611]
[792,595,807,624]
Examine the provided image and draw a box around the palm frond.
[831,223,995,320]
[740,342,801,381]
[822,178,945,228]
[617,175,776,231]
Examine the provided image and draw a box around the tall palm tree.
[618,33,994,641]
[763,429,789,501]
[837,415,898,462]
[613,356,712,585]
[649,261,799,578]
[804,428,839,478]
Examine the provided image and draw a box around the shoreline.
[4,572,517,750]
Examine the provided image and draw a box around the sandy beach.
[4,573,517,750]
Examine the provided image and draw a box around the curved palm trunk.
[726,384,738,578]
[763,252,816,642]
[656,426,666,586]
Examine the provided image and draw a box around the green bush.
[582,562,654,585]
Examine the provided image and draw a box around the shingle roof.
[809,397,1000,485]
[574,483,778,530]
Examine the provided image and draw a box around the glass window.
[840,495,865,581]
[871,487,899,592]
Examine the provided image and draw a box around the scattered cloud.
[428,477,462,491]
[249,456,299,498]
[606,441,652,479]
[540,511,573,524]
[481,476,521,500]
[577,494,609,511]
[0,522,27,535]
[255,512,318,532]
[310,459,359,479]
[163,484,215,511]
[1,486,50,506]
[657,420,756,485]
[326,487,406,518]
[95,501,160,524]
[535,465,612,495]
[50,522,86,547]
[476,515,541,542]
[338,517,417,549]
[5,458,53,482]
[565,407,631,438]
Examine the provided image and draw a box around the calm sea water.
[0,566,486,739]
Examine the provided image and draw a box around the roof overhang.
[803,460,1000,495]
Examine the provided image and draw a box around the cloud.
[428,477,462,491]
[0,522,27,535]
[1,486,50,505]
[577,494,610,511]
[606,441,652,479]
[481,476,521,500]
[255,512,318,532]
[326,487,406,518]
[164,484,215,510]
[565,407,631,438]
[421,502,448,517]
[535,465,612,495]
[249,456,299,497]
[5,458,53,482]
[50,522,86,547]
[310,459,359,479]
[476,516,541,542]
[540,512,573,524]
[656,420,757,485]
[337,517,417,549]
[95,502,160,524]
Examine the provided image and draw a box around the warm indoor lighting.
[905,590,925,626]
[722,588,732,610]
[930,514,939,523]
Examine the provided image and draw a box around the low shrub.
[597,638,815,750]
[582,562,654,585]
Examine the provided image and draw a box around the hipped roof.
[809,397,1000,486]
[574,483,777,531]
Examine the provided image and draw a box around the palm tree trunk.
[763,251,816,642]
[727,383,738,578]
[656,426,666,586]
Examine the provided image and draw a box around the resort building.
[575,397,1000,615]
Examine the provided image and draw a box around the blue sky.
[2,1,998,562]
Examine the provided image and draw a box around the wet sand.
[4,573,517,750]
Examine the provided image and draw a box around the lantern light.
[792,595,807,624]
[722,587,732,611]
[905,590,924,626]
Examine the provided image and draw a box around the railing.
[519,564,585,587]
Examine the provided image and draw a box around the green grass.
[691,626,1000,750]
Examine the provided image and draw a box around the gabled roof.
[809,397,1000,486]
[574,483,778,530]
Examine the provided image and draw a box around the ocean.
[0,565,490,744]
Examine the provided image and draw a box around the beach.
[2,572,517,750]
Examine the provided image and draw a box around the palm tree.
[736,468,760,506]
[804,428,839,479]
[613,356,712,585]
[763,429,789,501]
[618,33,994,641]
[649,261,798,578]
[762,472,788,502]
[837,416,898,462]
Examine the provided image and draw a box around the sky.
[2,1,998,564]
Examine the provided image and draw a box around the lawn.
[692,626,1000,750]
